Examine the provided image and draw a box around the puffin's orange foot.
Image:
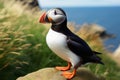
[56,66,70,71]
[55,62,71,71]
[61,69,76,79]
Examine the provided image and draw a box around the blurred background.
[0,0,120,80]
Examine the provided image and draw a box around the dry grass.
[0,8,33,70]
[0,1,52,80]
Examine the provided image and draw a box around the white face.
[47,8,66,25]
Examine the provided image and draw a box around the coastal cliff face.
[114,45,120,57]
[15,0,40,9]
[1,0,40,16]
[113,45,120,65]
[17,68,104,80]
[2,0,39,8]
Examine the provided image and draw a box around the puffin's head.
[39,8,67,25]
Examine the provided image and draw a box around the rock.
[114,45,120,58]
[17,67,104,80]
[113,45,120,65]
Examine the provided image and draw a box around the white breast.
[46,28,80,67]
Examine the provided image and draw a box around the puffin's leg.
[55,62,71,71]
[61,62,81,79]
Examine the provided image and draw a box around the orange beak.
[39,12,47,23]
[39,12,53,23]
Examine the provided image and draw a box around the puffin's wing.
[66,36,104,64]
[66,36,93,58]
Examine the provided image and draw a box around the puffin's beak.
[39,12,47,23]
[39,12,52,23]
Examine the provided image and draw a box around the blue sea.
[42,7,120,51]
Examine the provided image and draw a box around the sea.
[42,7,120,52]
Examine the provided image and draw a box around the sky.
[38,0,120,7]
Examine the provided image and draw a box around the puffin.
[39,8,104,80]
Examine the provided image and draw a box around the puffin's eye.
[54,10,57,15]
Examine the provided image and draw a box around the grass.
[0,1,120,80]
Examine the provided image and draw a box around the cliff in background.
[15,0,40,9]
[1,0,40,16]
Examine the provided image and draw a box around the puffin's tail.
[90,51,104,65]
[93,51,102,54]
